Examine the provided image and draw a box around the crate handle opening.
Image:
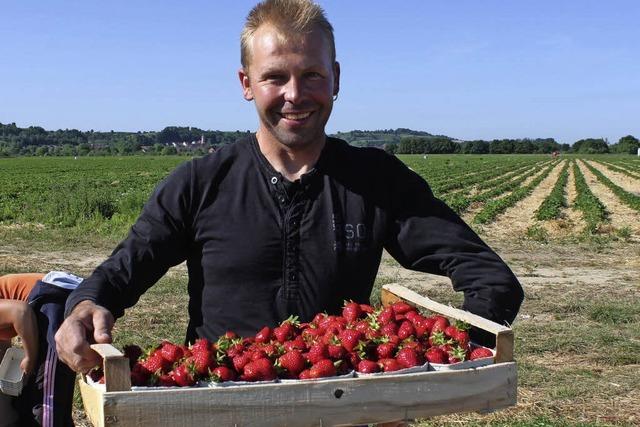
[89,343,131,392]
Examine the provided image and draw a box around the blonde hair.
[240,0,336,69]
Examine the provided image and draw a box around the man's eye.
[266,74,285,82]
[306,72,323,79]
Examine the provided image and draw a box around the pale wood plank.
[81,363,516,427]
[79,378,105,427]
[382,284,512,334]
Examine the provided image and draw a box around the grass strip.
[535,161,569,220]
[572,161,608,233]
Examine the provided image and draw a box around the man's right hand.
[54,300,114,373]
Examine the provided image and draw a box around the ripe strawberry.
[302,326,323,342]
[142,352,170,374]
[357,360,380,374]
[283,335,306,352]
[253,358,277,381]
[451,330,470,348]
[391,301,413,315]
[327,343,346,359]
[157,373,177,387]
[298,369,313,380]
[160,341,184,364]
[378,358,402,372]
[309,359,337,378]
[130,362,151,386]
[250,349,269,361]
[405,311,421,324]
[430,315,450,334]
[414,317,431,338]
[192,348,215,376]
[380,321,398,337]
[397,320,416,340]
[211,366,237,382]
[255,326,272,343]
[342,301,362,323]
[232,353,252,372]
[396,347,423,368]
[469,347,494,361]
[377,306,395,326]
[376,342,397,360]
[278,350,307,376]
[191,338,211,354]
[425,347,448,364]
[306,343,329,364]
[273,316,299,343]
[312,312,328,327]
[339,329,363,352]
[172,363,196,387]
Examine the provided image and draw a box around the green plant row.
[474,161,547,191]
[582,161,640,212]
[597,160,640,180]
[472,161,559,224]
[535,161,569,220]
[572,161,608,233]
[443,162,548,214]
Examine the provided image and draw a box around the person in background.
[0,272,82,427]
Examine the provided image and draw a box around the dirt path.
[478,160,566,239]
[587,160,640,196]
[577,160,640,237]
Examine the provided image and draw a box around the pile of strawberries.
[90,301,494,387]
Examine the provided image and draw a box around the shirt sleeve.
[64,161,194,318]
[383,156,524,342]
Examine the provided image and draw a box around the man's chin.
[269,128,325,150]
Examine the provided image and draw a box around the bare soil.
[577,160,640,237]
[587,160,640,196]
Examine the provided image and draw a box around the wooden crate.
[80,284,517,426]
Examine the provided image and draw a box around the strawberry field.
[1,153,639,426]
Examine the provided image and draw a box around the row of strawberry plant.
[473,161,548,192]
[582,161,640,212]
[535,161,569,220]
[472,161,559,224]
[572,161,608,233]
[433,161,535,195]
[597,160,640,180]
[443,162,547,214]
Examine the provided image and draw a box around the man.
[56,0,523,382]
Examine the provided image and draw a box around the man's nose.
[283,77,304,104]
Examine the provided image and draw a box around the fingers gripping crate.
[79,284,517,426]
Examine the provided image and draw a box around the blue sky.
[1,1,638,144]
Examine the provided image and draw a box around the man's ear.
[333,61,340,97]
[238,68,254,101]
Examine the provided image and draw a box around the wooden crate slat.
[83,363,516,426]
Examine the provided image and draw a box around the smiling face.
[239,24,340,152]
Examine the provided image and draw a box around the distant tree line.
[385,135,638,155]
[1,122,637,157]
[0,123,252,157]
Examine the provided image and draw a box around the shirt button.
[289,273,297,280]
[271,177,278,184]
[279,196,286,203]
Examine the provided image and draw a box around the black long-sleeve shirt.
[65,136,523,344]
